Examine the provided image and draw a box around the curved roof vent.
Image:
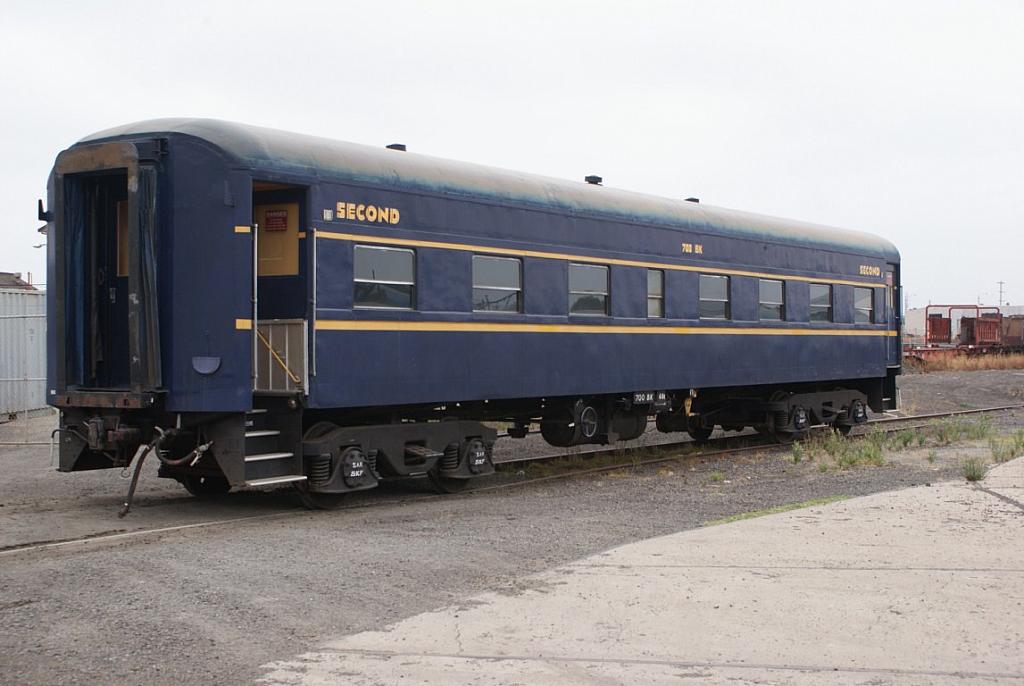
[386,143,407,151]
[584,175,603,185]
[685,197,700,203]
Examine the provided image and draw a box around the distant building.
[0,272,37,291]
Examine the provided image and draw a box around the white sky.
[1,0,1021,307]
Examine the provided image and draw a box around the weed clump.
[893,429,917,449]
[961,458,987,482]
[794,428,888,470]
[934,416,993,445]
[988,430,1024,463]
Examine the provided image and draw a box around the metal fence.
[0,288,46,415]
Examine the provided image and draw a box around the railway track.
[2,403,1021,558]
[495,403,1024,467]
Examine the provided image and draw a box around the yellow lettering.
[334,200,400,225]
[694,244,703,255]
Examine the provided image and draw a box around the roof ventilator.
[584,175,602,185]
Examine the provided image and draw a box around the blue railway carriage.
[43,119,900,506]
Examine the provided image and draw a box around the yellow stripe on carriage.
[316,231,887,289]
[314,319,898,336]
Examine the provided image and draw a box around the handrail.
[255,328,301,385]
[252,222,259,389]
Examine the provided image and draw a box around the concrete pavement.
[259,458,1024,685]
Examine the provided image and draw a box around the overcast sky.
[1,0,1021,307]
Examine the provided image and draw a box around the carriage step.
[245,475,306,487]
[244,451,294,463]
[244,408,272,429]
[245,429,281,438]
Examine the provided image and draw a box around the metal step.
[245,429,281,438]
[244,475,307,487]
[244,451,294,463]
[245,408,270,430]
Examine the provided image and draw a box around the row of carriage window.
[353,245,876,324]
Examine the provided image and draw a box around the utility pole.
[998,281,1005,307]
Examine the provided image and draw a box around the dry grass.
[789,416,999,470]
[989,429,1024,463]
[913,353,1024,372]
[704,495,849,526]
[792,428,888,469]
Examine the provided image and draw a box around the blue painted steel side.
[53,119,900,416]
[311,330,887,408]
[304,181,895,409]
[159,138,255,411]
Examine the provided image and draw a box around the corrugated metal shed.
[0,288,47,415]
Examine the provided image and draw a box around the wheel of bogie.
[294,484,347,510]
[428,470,470,494]
[772,430,808,444]
[540,419,575,447]
[686,424,714,444]
[833,423,853,437]
[304,421,340,440]
[181,474,231,497]
[295,421,347,509]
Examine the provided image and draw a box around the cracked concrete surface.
[259,458,1024,685]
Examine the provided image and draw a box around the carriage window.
[647,269,664,318]
[854,287,874,324]
[758,279,785,321]
[354,245,415,309]
[569,263,608,315]
[473,255,522,312]
[699,274,730,319]
[809,283,832,322]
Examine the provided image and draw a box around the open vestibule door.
[250,181,309,395]
[886,264,901,367]
[53,141,162,397]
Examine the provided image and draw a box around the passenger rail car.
[43,119,901,505]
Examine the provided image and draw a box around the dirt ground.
[1,370,1023,685]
